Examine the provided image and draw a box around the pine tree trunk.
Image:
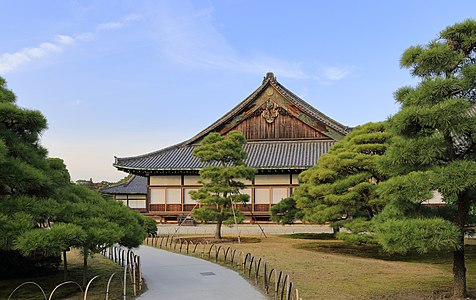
[453,192,470,299]
[332,226,340,235]
[215,220,222,240]
[453,245,466,299]
[83,247,88,287]
[63,250,68,281]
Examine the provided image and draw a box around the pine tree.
[381,19,476,298]
[0,76,149,282]
[293,122,390,233]
[190,131,255,239]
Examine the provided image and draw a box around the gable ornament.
[261,99,279,123]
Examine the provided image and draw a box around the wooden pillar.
[146,175,151,213]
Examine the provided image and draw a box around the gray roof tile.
[101,175,147,194]
[115,140,335,172]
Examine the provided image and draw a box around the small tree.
[270,197,303,225]
[190,131,255,239]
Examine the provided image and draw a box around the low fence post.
[8,282,48,300]
[137,256,142,291]
[132,255,137,296]
[275,271,281,300]
[105,273,116,300]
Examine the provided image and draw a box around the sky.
[1,1,475,182]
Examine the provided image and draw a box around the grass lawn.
[0,249,141,300]
[178,233,476,300]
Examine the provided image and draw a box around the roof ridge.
[101,174,136,192]
[183,76,273,145]
[271,81,350,134]
[101,175,147,194]
[123,175,136,187]
[247,139,335,144]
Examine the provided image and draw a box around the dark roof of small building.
[101,175,147,194]
[115,140,335,174]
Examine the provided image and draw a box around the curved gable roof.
[114,73,349,174]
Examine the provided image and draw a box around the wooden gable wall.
[223,112,328,140]
[218,85,333,141]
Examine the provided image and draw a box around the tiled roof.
[101,175,147,194]
[114,140,335,173]
[113,73,347,174]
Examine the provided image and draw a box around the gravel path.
[135,246,267,300]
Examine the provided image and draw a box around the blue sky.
[1,1,475,181]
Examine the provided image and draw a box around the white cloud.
[75,32,95,42]
[56,35,75,45]
[97,14,142,31]
[322,67,351,81]
[0,13,142,74]
[0,42,63,73]
[97,21,124,30]
[124,14,142,22]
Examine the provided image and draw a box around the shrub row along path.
[135,245,267,300]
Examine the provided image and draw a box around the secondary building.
[112,72,350,222]
[101,175,148,212]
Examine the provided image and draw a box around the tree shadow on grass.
[284,233,476,264]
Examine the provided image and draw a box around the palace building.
[110,72,350,222]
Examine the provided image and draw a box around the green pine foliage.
[374,218,460,254]
[270,197,303,225]
[379,19,476,298]
[294,122,390,229]
[190,131,255,239]
[0,76,149,282]
[14,223,86,257]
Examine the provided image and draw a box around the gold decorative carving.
[261,99,279,123]
[266,87,274,96]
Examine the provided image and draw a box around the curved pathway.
[135,246,268,300]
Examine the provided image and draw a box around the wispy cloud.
[0,14,142,74]
[322,67,351,81]
[153,2,351,82]
[310,66,353,85]
[0,40,64,73]
[97,14,142,31]
[153,2,310,79]
[56,35,75,45]
[97,22,124,30]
